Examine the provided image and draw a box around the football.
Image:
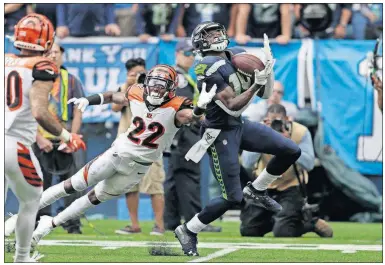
[231,53,265,78]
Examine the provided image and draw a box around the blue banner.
[240,40,303,104]
[315,40,382,175]
[59,37,158,123]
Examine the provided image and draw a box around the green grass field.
[5,219,383,263]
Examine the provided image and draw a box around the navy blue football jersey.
[195,47,252,129]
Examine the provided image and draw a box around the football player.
[5,65,217,248]
[5,14,85,262]
[174,22,301,256]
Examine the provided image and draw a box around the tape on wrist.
[60,129,71,142]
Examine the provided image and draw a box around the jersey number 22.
[128,116,165,149]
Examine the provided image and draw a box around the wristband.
[60,129,71,142]
[192,106,205,118]
[86,94,104,105]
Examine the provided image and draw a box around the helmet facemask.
[202,28,229,52]
[145,77,175,105]
[192,23,229,53]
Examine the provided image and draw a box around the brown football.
[231,53,265,78]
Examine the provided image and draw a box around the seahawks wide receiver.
[174,21,301,256]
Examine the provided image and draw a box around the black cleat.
[174,224,199,256]
[243,182,282,213]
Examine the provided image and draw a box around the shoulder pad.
[227,47,247,56]
[195,56,227,77]
[126,84,144,102]
[32,59,59,81]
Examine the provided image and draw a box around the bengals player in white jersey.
[4,14,86,262]
[5,64,217,248]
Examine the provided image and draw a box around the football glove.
[67,97,89,113]
[197,82,218,109]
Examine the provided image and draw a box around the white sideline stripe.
[35,240,383,252]
[188,248,238,263]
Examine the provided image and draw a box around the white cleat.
[14,251,45,262]
[5,213,18,237]
[32,216,54,246]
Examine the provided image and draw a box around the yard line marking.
[188,248,238,263]
[102,247,121,250]
[34,240,383,252]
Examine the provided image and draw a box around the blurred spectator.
[164,41,221,233]
[176,4,238,38]
[235,4,292,45]
[331,4,352,39]
[294,4,352,39]
[112,58,166,236]
[240,104,333,238]
[115,4,138,37]
[112,58,146,134]
[31,4,58,29]
[136,4,182,42]
[33,43,85,234]
[372,75,383,112]
[243,81,298,122]
[56,4,121,38]
[5,4,28,35]
[351,4,383,40]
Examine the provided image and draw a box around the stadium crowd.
[5,4,383,41]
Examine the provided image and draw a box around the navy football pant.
[197,120,301,225]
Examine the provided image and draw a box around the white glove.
[67,97,89,112]
[262,33,273,62]
[253,33,276,86]
[254,59,275,86]
[197,82,218,109]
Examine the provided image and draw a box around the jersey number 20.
[6,71,23,111]
[128,116,165,149]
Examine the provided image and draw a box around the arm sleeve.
[56,4,67,27]
[179,98,194,111]
[135,4,145,35]
[167,4,183,34]
[32,60,59,81]
[105,4,115,25]
[296,130,315,171]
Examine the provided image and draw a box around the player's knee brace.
[87,190,102,205]
[63,179,76,194]
[70,170,89,192]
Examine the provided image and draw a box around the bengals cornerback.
[4,64,218,249]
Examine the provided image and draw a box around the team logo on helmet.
[14,13,55,52]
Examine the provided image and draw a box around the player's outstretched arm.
[215,58,274,114]
[68,91,129,112]
[30,81,86,151]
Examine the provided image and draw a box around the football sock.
[53,195,94,227]
[252,168,280,191]
[186,214,207,234]
[39,181,69,210]
[14,199,40,262]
